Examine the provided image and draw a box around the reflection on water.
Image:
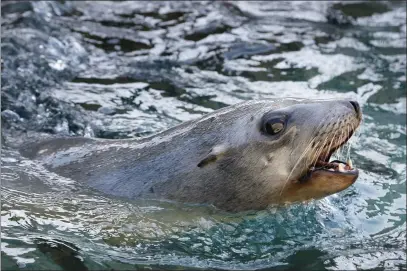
[1,1,406,270]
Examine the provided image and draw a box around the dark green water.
[1,1,406,270]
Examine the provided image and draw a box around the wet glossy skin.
[279,169,359,204]
[20,98,362,212]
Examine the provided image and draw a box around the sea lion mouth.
[311,159,358,175]
[300,131,358,182]
[300,159,358,183]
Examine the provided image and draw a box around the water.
[1,1,406,270]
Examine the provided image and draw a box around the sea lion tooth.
[338,163,345,172]
[347,159,353,169]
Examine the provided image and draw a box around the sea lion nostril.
[349,101,360,114]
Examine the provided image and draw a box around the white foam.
[355,7,406,27]
[356,83,382,105]
[252,48,363,88]
[324,37,370,52]
[374,97,407,115]
[357,67,384,82]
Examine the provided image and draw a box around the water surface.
[1,1,406,270]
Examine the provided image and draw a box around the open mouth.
[310,144,357,175]
[300,156,358,183]
[300,132,358,182]
[312,159,356,173]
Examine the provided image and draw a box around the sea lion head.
[197,99,362,211]
[259,99,362,204]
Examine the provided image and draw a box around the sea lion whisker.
[306,137,322,170]
[303,112,338,171]
[280,113,333,193]
[305,136,325,175]
[345,124,352,161]
[312,134,330,169]
[309,138,323,167]
[309,145,320,170]
[353,120,362,141]
[326,129,339,162]
[279,137,318,196]
[338,128,346,161]
[333,130,342,161]
[312,115,337,168]
[299,137,318,170]
[342,127,348,160]
[305,127,321,167]
[312,127,338,170]
[346,122,357,161]
[305,114,336,167]
[292,112,331,160]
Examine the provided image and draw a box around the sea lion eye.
[263,118,285,135]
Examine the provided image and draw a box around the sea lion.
[19,98,362,212]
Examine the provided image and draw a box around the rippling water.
[1,1,406,270]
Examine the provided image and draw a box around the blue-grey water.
[1,1,406,270]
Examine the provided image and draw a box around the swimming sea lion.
[19,98,362,212]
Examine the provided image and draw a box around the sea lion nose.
[349,101,360,115]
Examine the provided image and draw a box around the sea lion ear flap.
[197,145,227,168]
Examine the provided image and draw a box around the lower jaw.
[300,159,357,182]
[281,167,359,204]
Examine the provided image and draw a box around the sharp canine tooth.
[338,163,345,172]
[347,159,353,169]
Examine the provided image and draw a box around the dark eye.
[263,118,285,135]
